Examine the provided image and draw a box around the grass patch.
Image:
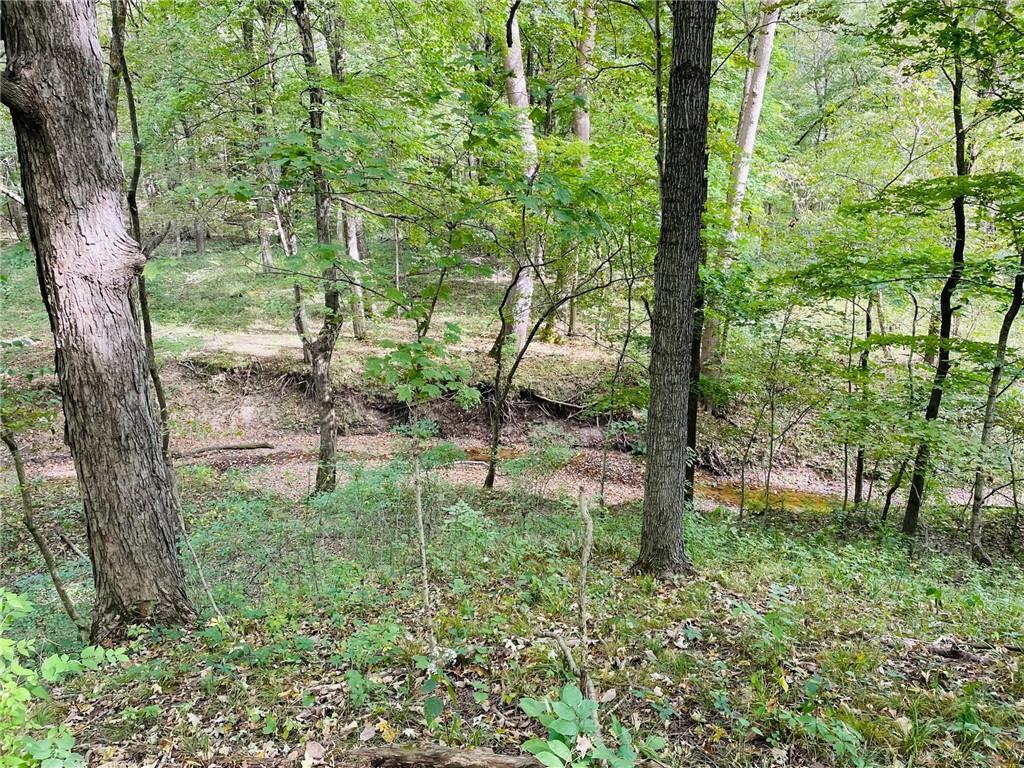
[7,458,1022,766]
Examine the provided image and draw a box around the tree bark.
[503,1,539,355]
[881,458,907,524]
[2,0,195,641]
[854,294,874,507]
[243,16,275,272]
[343,207,368,340]
[683,277,704,509]
[105,0,127,136]
[969,244,1023,564]
[292,0,343,494]
[700,3,780,380]
[571,0,597,143]
[566,0,598,335]
[903,54,967,536]
[635,0,718,576]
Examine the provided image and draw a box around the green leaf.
[552,701,576,720]
[424,696,444,723]
[549,718,579,737]
[534,752,564,768]
[519,697,547,718]
[547,740,572,762]
[561,684,584,709]
[522,739,551,755]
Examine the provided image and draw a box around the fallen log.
[356,746,540,768]
[173,441,274,459]
[884,635,992,664]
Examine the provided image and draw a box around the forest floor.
[2,242,1024,768]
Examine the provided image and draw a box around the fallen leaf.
[304,741,325,764]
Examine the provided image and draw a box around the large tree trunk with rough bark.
[969,244,1023,564]
[903,56,967,536]
[636,0,718,576]
[1,0,195,641]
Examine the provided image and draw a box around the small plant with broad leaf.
[519,684,664,768]
[1,590,130,768]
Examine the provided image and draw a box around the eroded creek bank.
[11,355,844,509]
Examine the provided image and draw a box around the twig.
[53,527,87,560]
[0,182,24,205]
[177,507,228,631]
[355,746,540,768]
[577,488,594,698]
[883,635,993,664]
[141,222,172,258]
[414,454,438,661]
[1,427,89,637]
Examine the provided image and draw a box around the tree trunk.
[342,207,368,340]
[514,240,538,353]
[683,277,704,509]
[258,210,274,271]
[700,3,780,380]
[292,0,342,493]
[968,244,1023,564]
[854,294,874,507]
[903,54,967,536]
[727,5,779,231]
[260,3,295,259]
[635,0,718,577]
[880,458,906,524]
[105,0,126,136]
[566,0,597,334]
[2,0,195,641]
[311,341,337,492]
[243,16,274,272]
[504,1,539,355]
[570,0,597,143]
[193,216,207,255]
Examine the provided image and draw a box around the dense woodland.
[1,0,1023,766]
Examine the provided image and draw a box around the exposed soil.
[4,349,845,513]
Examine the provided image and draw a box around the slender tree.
[854,294,874,507]
[903,40,968,536]
[1,0,194,640]
[503,0,540,354]
[969,238,1023,563]
[685,2,780,508]
[566,0,598,337]
[636,0,718,576]
[700,1,781,379]
[291,0,344,493]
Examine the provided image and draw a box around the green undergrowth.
[4,459,1023,767]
